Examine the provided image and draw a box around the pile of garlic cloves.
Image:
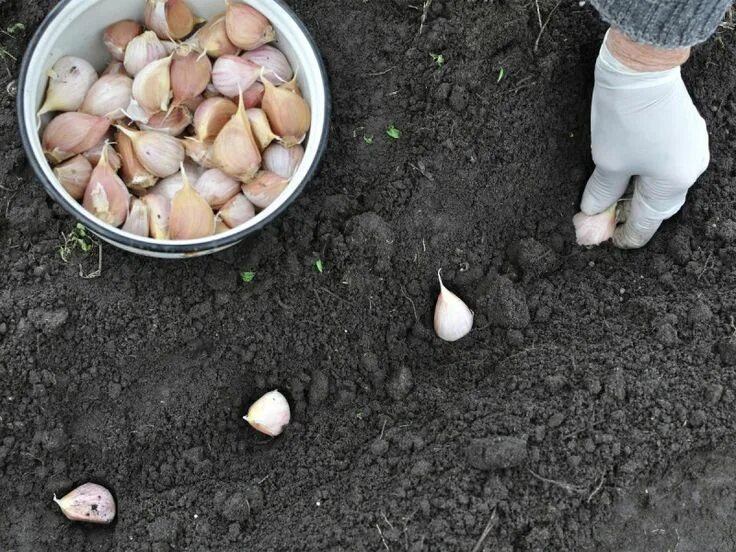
[40,0,311,240]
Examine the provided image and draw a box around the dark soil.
[3,1,736,550]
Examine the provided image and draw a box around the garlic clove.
[82,145,130,227]
[241,170,289,209]
[103,20,143,61]
[145,0,198,41]
[131,55,172,115]
[53,155,92,200]
[102,60,128,77]
[573,205,617,246]
[84,136,122,172]
[262,143,304,179]
[80,74,133,120]
[38,57,98,116]
[142,193,171,239]
[115,128,158,191]
[180,94,204,113]
[183,137,217,169]
[171,45,212,103]
[261,77,311,148]
[213,92,261,182]
[169,164,215,240]
[122,197,150,237]
[139,106,193,136]
[117,126,184,178]
[211,55,261,99]
[53,483,115,524]
[243,390,291,437]
[243,82,265,108]
[246,108,279,151]
[123,30,168,77]
[148,161,201,201]
[193,97,237,142]
[42,113,111,165]
[225,1,276,50]
[218,193,255,228]
[196,14,238,58]
[434,269,474,342]
[193,168,240,208]
[242,44,293,84]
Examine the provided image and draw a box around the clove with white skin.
[434,269,474,342]
[38,57,98,117]
[572,204,617,246]
[53,482,116,524]
[243,390,291,437]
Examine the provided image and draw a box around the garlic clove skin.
[244,390,291,437]
[215,219,230,234]
[148,161,201,201]
[241,170,289,209]
[261,78,311,148]
[80,74,133,120]
[123,30,168,77]
[53,155,92,200]
[573,205,617,246]
[241,45,293,84]
[211,55,261,99]
[145,0,198,41]
[84,137,122,172]
[169,164,215,240]
[115,129,158,191]
[193,97,237,142]
[122,197,150,237]
[117,126,184,178]
[103,20,143,61]
[42,113,111,165]
[245,108,279,151]
[139,106,193,137]
[142,193,171,239]
[194,168,240,208]
[103,60,128,77]
[225,2,276,50]
[39,57,98,117]
[262,143,304,179]
[213,92,262,182]
[183,138,217,169]
[82,146,130,227]
[131,55,172,115]
[171,46,212,103]
[218,193,255,228]
[53,483,115,525]
[243,82,265,108]
[434,269,474,342]
[196,14,238,57]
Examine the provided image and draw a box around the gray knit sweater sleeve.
[589,0,733,47]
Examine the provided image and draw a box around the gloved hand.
[580,30,710,249]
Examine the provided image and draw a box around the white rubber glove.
[580,33,710,249]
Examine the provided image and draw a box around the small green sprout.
[58,223,95,263]
[240,271,256,283]
[315,259,324,273]
[6,23,24,35]
[363,134,374,145]
[386,125,401,140]
[430,52,445,67]
[497,67,506,83]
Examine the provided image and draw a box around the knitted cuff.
[589,0,732,47]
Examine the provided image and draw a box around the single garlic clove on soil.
[241,45,293,84]
[145,0,198,41]
[142,193,171,239]
[434,269,474,342]
[38,56,98,116]
[261,77,311,148]
[262,143,304,179]
[171,45,212,103]
[124,30,168,77]
[213,92,261,182]
[80,74,133,120]
[211,55,261,99]
[122,197,150,237]
[225,1,276,50]
[169,164,215,239]
[196,14,237,58]
[103,20,143,61]
[243,390,291,437]
[53,483,116,524]
[82,145,130,227]
[193,97,237,142]
[117,126,184,178]
[42,113,111,165]
[241,170,289,209]
[573,204,617,246]
[53,155,92,200]
[218,193,255,228]
[193,168,240,208]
